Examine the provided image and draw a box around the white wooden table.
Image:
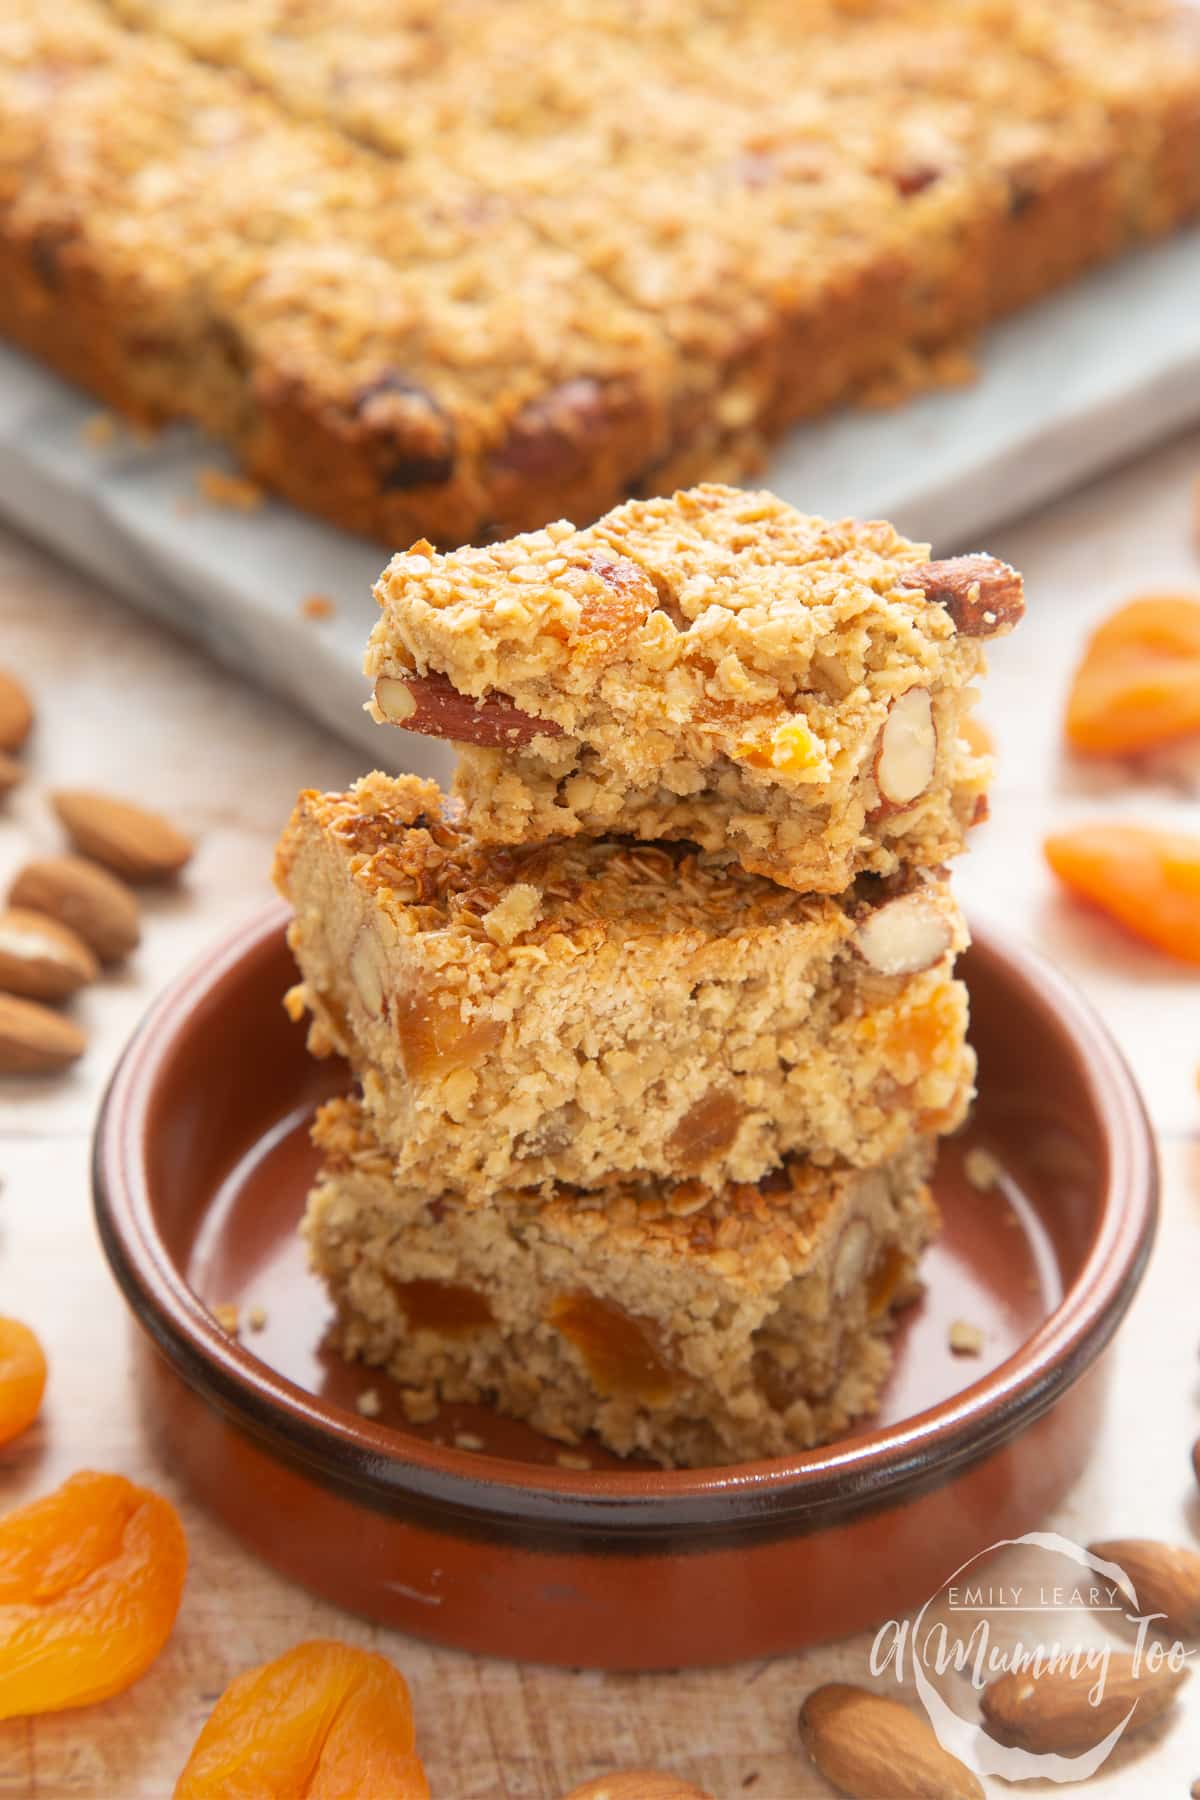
[1,433,1198,1798]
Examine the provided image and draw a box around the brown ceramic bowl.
[93,903,1156,1670]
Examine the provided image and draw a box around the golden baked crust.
[3,0,1199,543]
[306,1094,940,1467]
[273,771,974,1198]
[0,0,672,546]
[367,486,1006,890]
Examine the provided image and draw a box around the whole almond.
[0,670,33,751]
[9,856,140,963]
[0,907,98,1001]
[0,751,25,795]
[51,789,193,883]
[982,1653,1187,1754]
[0,993,85,1074]
[1088,1539,1200,1637]
[560,1777,714,1800]
[799,1684,983,1800]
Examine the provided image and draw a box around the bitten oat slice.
[365,485,1020,891]
[273,772,974,1199]
[305,1096,939,1468]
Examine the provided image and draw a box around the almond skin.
[0,993,85,1074]
[9,856,141,963]
[982,1653,1187,1754]
[372,670,563,746]
[0,907,98,1001]
[0,670,33,752]
[560,1776,714,1800]
[902,555,1025,637]
[51,789,193,883]
[1089,1538,1200,1637]
[799,1684,983,1799]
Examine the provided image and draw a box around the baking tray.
[2,225,1199,759]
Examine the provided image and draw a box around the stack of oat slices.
[274,484,1023,1468]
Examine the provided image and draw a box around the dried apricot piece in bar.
[0,1470,186,1718]
[959,712,994,758]
[1065,594,1200,754]
[173,1639,430,1799]
[1044,823,1200,964]
[0,1318,47,1445]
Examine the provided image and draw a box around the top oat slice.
[365,484,1022,892]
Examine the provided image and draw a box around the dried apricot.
[0,1318,47,1444]
[549,1293,677,1404]
[1065,594,1200,754]
[0,1470,186,1717]
[173,1639,430,1799]
[1045,823,1200,963]
[389,1277,494,1333]
[666,1088,743,1171]
[959,712,994,758]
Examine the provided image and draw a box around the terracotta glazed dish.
[93,903,1156,1670]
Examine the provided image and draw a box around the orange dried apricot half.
[0,1318,47,1445]
[0,1470,186,1718]
[173,1639,430,1799]
[1045,822,1200,964]
[1065,594,1200,754]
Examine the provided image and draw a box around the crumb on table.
[211,1302,239,1337]
[80,411,117,448]
[247,1304,268,1332]
[964,1146,1003,1192]
[197,467,265,512]
[399,1387,440,1425]
[948,1319,985,1356]
[300,593,337,621]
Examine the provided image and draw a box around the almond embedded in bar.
[371,671,563,746]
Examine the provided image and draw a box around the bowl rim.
[93,900,1157,1544]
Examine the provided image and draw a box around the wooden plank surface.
[1,431,1198,1797]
